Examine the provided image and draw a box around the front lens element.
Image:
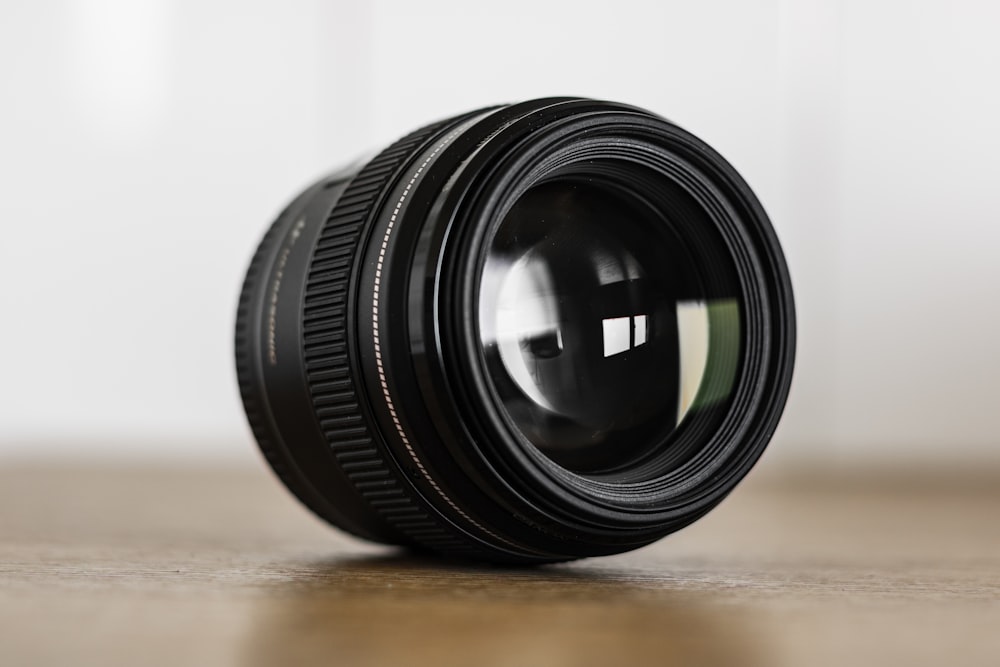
[479,177,740,474]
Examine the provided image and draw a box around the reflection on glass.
[478,179,740,472]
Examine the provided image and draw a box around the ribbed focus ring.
[301,116,484,556]
[234,187,394,540]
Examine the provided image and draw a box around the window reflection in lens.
[478,179,735,473]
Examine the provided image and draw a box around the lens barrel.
[235,98,795,563]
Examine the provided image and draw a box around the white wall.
[1,0,998,464]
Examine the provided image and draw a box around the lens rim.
[401,100,795,536]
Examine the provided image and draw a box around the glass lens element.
[479,180,735,473]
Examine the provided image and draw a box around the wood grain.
[1,460,998,666]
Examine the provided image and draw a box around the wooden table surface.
[1,459,997,666]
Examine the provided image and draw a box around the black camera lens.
[235,98,795,563]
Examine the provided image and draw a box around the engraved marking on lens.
[267,218,306,365]
[372,125,519,550]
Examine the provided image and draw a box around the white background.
[1,0,998,465]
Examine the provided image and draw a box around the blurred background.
[1,0,997,469]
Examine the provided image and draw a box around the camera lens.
[235,98,795,563]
